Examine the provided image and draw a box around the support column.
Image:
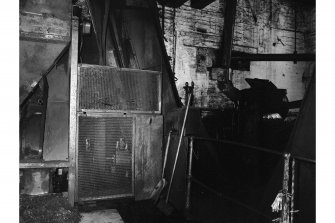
[68,16,79,206]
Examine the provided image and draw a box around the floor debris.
[20,194,81,223]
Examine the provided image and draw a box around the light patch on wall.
[249,61,313,101]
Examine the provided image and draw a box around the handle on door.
[85,138,91,152]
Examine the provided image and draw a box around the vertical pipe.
[185,137,194,220]
[281,153,291,223]
[290,158,296,223]
[68,16,79,206]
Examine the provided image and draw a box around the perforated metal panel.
[78,65,160,112]
[77,116,133,200]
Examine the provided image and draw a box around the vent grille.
[79,65,160,111]
[78,116,133,199]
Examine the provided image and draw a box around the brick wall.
[159,0,315,107]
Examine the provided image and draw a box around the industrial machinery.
[19,0,180,205]
[239,78,289,119]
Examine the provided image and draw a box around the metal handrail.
[184,136,310,222]
[188,136,315,164]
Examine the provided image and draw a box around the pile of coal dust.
[20,194,82,223]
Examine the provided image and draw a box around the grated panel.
[79,65,160,111]
[78,116,133,199]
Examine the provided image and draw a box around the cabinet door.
[77,115,134,200]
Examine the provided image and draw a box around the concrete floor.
[80,209,124,223]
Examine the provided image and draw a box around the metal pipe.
[231,53,315,61]
[185,137,194,219]
[281,153,291,223]
[166,93,192,203]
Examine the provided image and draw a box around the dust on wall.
[159,0,315,107]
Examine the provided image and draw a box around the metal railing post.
[185,137,194,220]
[290,158,296,223]
[281,153,291,223]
